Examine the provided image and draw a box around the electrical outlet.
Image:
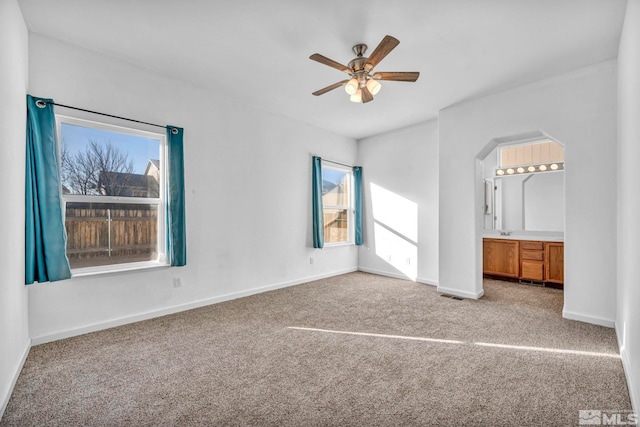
[173,277,182,288]
[406,258,411,265]
[386,255,392,262]
[309,257,314,265]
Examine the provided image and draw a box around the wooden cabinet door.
[545,242,564,284]
[483,239,520,278]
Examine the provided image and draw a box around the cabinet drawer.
[521,251,544,261]
[521,261,544,281]
[521,241,544,250]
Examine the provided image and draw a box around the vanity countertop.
[482,233,564,242]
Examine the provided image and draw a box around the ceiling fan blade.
[312,80,349,96]
[372,71,420,82]
[364,35,400,72]
[361,85,374,103]
[309,53,351,74]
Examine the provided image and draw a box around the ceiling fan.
[309,35,419,103]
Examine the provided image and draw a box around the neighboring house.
[98,170,159,197]
[322,180,348,206]
[144,159,160,183]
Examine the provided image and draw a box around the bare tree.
[61,140,135,196]
[61,142,98,195]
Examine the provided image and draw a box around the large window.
[322,165,353,245]
[57,116,167,272]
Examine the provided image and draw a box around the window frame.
[56,115,169,276]
[321,163,355,246]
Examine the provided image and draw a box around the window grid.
[322,164,354,245]
[56,116,168,273]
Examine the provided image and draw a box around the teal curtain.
[353,166,363,246]
[25,95,71,284]
[312,156,324,248]
[166,126,187,266]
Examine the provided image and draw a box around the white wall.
[26,34,358,343]
[357,120,439,285]
[617,0,640,413]
[439,60,618,324]
[0,0,30,418]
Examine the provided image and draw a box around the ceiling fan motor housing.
[348,56,367,72]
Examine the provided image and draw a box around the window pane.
[499,140,564,168]
[60,123,161,198]
[322,169,349,207]
[65,202,158,269]
[324,208,349,243]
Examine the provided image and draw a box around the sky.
[61,123,160,174]
[323,168,347,186]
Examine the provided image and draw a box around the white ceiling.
[18,0,627,140]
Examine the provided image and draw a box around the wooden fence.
[324,209,348,243]
[65,206,157,268]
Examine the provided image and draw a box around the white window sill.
[71,261,170,279]
[323,242,355,248]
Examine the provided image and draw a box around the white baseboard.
[416,277,438,287]
[31,267,358,346]
[437,285,484,300]
[616,322,639,417]
[1,339,30,421]
[358,266,412,281]
[357,267,438,287]
[562,309,615,328]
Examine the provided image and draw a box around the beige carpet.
[1,272,632,426]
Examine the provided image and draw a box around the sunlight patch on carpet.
[287,326,620,359]
[287,326,465,345]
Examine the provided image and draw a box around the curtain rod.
[37,100,167,130]
[321,158,360,169]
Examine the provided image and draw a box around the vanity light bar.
[496,162,564,176]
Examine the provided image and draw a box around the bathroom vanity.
[483,236,564,287]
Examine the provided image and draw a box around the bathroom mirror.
[482,139,565,232]
[486,172,564,231]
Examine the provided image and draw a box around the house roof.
[98,171,159,197]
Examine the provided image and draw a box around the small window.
[322,165,353,245]
[495,139,565,176]
[57,117,167,272]
[499,139,564,168]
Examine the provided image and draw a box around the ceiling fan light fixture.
[366,78,382,95]
[350,89,362,103]
[345,78,359,95]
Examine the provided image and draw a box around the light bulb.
[507,168,515,175]
[528,166,536,172]
[350,89,362,103]
[517,167,525,173]
[539,164,547,171]
[550,163,558,170]
[366,79,382,95]
[345,78,358,95]
[496,169,505,176]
